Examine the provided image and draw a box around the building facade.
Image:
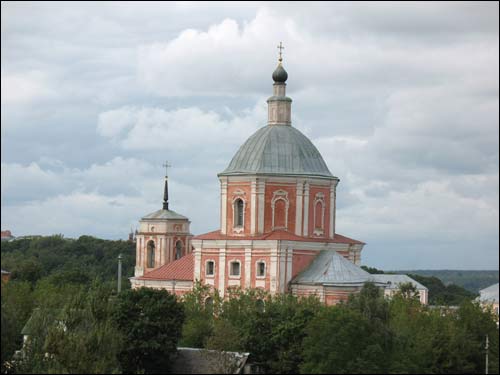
[130,52,426,305]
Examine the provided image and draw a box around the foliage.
[1,235,135,289]
[301,305,389,374]
[408,273,477,305]
[360,264,480,305]
[202,288,323,374]
[396,270,499,293]
[112,287,185,374]
[14,283,124,374]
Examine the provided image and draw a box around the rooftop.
[136,253,194,281]
[219,125,336,179]
[193,230,364,244]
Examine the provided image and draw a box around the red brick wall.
[264,183,297,233]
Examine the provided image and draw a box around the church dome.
[219,125,335,178]
[272,63,288,83]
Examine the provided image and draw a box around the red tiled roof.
[193,230,365,244]
[137,253,194,281]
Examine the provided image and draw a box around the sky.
[1,1,498,270]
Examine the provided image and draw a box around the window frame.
[205,260,215,277]
[229,260,241,278]
[256,260,266,278]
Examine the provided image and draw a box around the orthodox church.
[130,48,428,305]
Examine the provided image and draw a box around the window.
[256,261,266,277]
[230,261,240,277]
[175,240,182,260]
[234,198,244,227]
[147,240,155,268]
[206,261,215,276]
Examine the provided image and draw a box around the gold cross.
[162,161,171,177]
[277,41,284,62]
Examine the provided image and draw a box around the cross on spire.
[163,161,171,177]
[277,41,284,62]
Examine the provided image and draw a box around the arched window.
[147,240,155,268]
[256,261,266,277]
[234,198,244,227]
[175,240,182,260]
[315,201,324,230]
[274,199,286,228]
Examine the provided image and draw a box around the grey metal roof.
[371,274,428,291]
[479,283,499,304]
[142,208,188,221]
[292,250,379,286]
[219,125,336,178]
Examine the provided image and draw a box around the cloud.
[1,70,57,102]
[1,3,498,269]
[97,103,266,152]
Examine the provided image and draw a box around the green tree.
[301,305,387,374]
[14,282,123,374]
[180,281,218,348]
[112,287,185,374]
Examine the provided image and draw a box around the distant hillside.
[393,270,499,293]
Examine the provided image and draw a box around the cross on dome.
[163,161,171,177]
[277,41,284,62]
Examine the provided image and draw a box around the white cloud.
[96,103,265,152]
[1,70,57,102]
[1,3,498,269]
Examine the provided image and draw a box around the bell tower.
[134,163,192,277]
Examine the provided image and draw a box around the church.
[129,47,428,305]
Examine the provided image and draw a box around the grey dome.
[272,63,288,83]
[219,125,335,178]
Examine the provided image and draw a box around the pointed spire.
[162,161,171,210]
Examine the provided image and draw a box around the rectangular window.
[257,262,266,277]
[206,261,214,276]
[230,262,240,277]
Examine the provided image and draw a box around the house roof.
[137,253,194,281]
[371,274,428,291]
[193,230,364,244]
[141,208,188,221]
[219,125,336,179]
[479,283,499,304]
[170,347,250,374]
[291,250,378,286]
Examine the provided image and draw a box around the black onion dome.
[272,63,288,83]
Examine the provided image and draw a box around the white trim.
[218,248,226,297]
[295,181,303,236]
[329,181,337,239]
[245,248,252,288]
[220,179,228,234]
[303,182,310,236]
[257,180,265,233]
[270,248,278,294]
[194,247,202,280]
[250,180,257,235]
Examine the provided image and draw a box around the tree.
[14,283,123,374]
[301,306,388,374]
[112,287,185,374]
[179,281,217,348]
